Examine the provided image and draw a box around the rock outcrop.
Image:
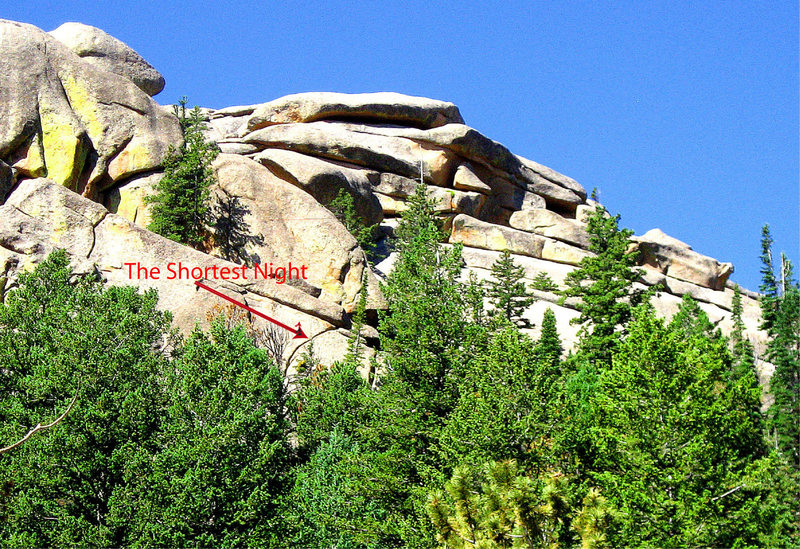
[0,178,356,366]
[0,20,180,198]
[48,22,165,96]
[0,20,768,382]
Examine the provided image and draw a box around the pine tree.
[369,182,472,545]
[759,224,780,331]
[561,206,643,364]
[146,98,219,248]
[535,308,563,369]
[328,188,377,254]
[575,303,795,547]
[730,285,758,382]
[427,460,614,548]
[379,182,467,417]
[531,271,559,292]
[765,258,800,471]
[487,249,535,328]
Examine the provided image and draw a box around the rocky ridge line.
[0,20,770,384]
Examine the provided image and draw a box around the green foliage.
[438,326,554,467]
[146,98,219,248]
[759,224,780,331]
[369,182,478,545]
[0,250,172,546]
[730,285,758,383]
[765,260,800,472]
[561,206,643,364]
[573,304,796,547]
[120,319,293,546]
[531,271,559,292]
[295,358,371,455]
[427,460,614,549]
[288,430,387,548]
[379,182,468,420]
[329,188,378,254]
[535,308,563,368]
[487,250,534,328]
[758,230,800,473]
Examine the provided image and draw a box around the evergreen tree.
[730,285,758,382]
[531,271,559,292]
[535,308,563,369]
[379,182,467,420]
[328,188,377,253]
[487,249,535,328]
[120,318,294,546]
[146,98,219,248]
[427,460,614,548]
[288,430,387,549]
[0,251,172,546]
[561,206,643,364]
[365,182,476,545]
[765,259,800,471]
[576,304,795,547]
[759,224,780,331]
[438,326,553,467]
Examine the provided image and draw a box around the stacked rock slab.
[206,90,769,387]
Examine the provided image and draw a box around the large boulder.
[253,148,383,226]
[207,154,383,313]
[48,22,165,96]
[508,208,590,248]
[634,229,733,290]
[0,20,181,196]
[242,92,464,133]
[307,122,587,208]
[450,214,546,258]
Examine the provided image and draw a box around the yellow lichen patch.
[321,278,345,304]
[114,186,151,226]
[63,75,105,143]
[39,102,86,190]
[108,139,152,181]
[48,209,70,244]
[487,231,507,251]
[11,133,46,178]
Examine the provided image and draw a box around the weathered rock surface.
[0,20,181,196]
[243,121,457,187]
[242,92,464,133]
[0,179,349,365]
[376,187,484,217]
[254,148,383,226]
[450,214,546,258]
[0,21,765,381]
[207,154,384,313]
[509,209,590,248]
[318,122,586,207]
[103,171,161,226]
[48,22,165,96]
[634,228,733,290]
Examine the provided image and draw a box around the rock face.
[0,20,767,384]
[207,154,383,313]
[0,20,180,198]
[49,22,165,96]
[0,178,353,366]
[242,92,464,133]
[634,229,733,291]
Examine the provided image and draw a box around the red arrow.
[194,281,308,339]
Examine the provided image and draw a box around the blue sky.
[6,1,798,291]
